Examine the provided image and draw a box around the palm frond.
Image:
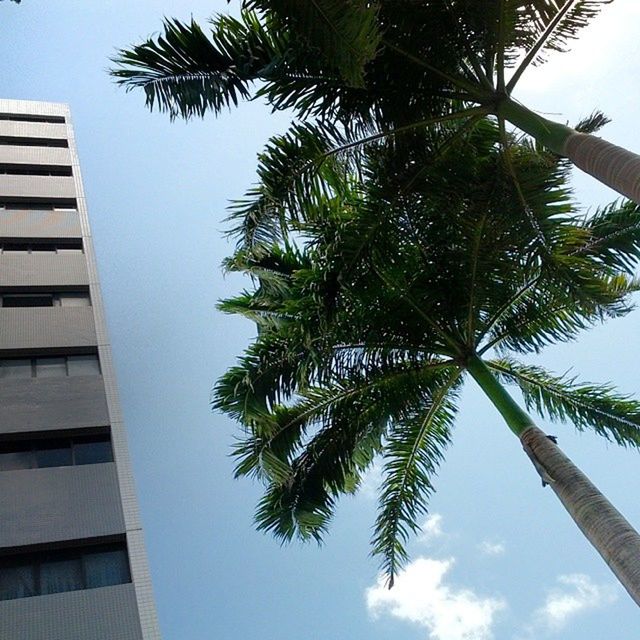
[244,0,381,87]
[111,13,281,119]
[505,0,613,84]
[372,370,461,586]
[489,357,640,447]
[575,200,640,273]
[251,365,457,543]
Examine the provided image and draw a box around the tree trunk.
[521,425,640,606]
[500,98,640,204]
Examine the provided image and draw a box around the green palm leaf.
[245,0,381,87]
[372,371,461,586]
[489,357,640,447]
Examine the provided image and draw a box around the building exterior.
[0,99,161,639]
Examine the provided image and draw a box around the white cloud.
[366,557,506,640]
[359,462,383,499]
[532,574,618,632]
[418,514,444,545]
[478,541,505,557]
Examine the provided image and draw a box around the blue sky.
[3,2,640,638]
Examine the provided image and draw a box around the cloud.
[359,462,383,499]
[531,574,618,633]
[366,557,506,640]
[418,514,444,544]
[478,541,505,557]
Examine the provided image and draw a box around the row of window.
[0,292,91,308]
[0,165,72,177]
[0,433,113,472]
[0,113,65,124]
[0,136,68,148]
[0,203,76,211]
[0,354,100,379]
[0,543,130,601]
[0,242,83,254]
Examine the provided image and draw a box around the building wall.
[0,98,160,639]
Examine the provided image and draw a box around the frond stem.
[506,0,577,92]
[467,354,534,436]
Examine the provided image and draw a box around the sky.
[2,2,640,639]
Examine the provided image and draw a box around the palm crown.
[214,120,640,585]
[112,0,640,239]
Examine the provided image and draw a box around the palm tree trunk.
[467,355,640,605]
[500,98,640,204]
[521,425,640,606]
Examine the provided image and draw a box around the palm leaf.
[372,370,461,585]
[244,0,381,87]
[489,357,640,447]
[111,13,281,119]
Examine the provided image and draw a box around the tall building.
[0,99,161,639]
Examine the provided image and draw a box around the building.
[0,99,161,639]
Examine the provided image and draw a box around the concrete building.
[0,99,161,639]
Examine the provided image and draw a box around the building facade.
[0,99,161,639]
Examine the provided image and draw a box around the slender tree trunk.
[499,98,640,204]
[521,426,640,607]
[467,354,640,606]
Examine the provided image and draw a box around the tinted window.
[0,563,36,600]
[67,354,100,376]
[34,440,72,468]
[35,357,66,378]
[74,436,113,465]
[2,294,53,307]
[0,442,33,471]
[84,549,130,589]
[40,556,83,595]
[0,359,32,378]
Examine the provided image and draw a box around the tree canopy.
[214,119,640,583]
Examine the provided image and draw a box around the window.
[67,354,101,376]
[0,543,130,601]
[57,293,91,307]
[0,165,72,177]
[0,358,31,378]
[0,113,65,124]
[0,241,83,254]
[0,200,77,210]
[0,136,68,148]
[2,294,54,307]
[0,291,90,307]
[0,433,113,472]
[0,354,100,378]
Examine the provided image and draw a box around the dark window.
[73,435,113,465]
[0,136,68,148]
[0,292,90,308]
[39,555,83,595]
[0,165,72,177]
[67,354,100,376]
[0,563,36,600]
[0,441,34,471]
[84,548,130,588]
[0,242,83,254]
[2,294,54,307]
[0,433,112,472]
[0,543,130,601]
[0,113,65,124]
[0,354,100,379]
[34,439,73,469]
[0,358,32,378]
[36,357,66,378]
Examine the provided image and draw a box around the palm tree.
[214,120,640,602]
[111,0,640,224]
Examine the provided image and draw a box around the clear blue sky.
[2,2,640,638]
